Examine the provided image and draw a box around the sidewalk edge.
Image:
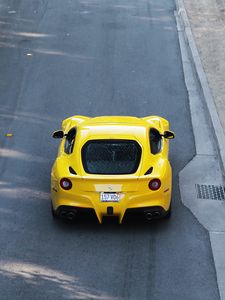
[175,0,225,178]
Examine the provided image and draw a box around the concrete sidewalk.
[183,0,225,135]
[175,1,225,299]
[178,0,225,175]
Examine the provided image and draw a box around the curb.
[175,1,225,299]
[175,0,225,178]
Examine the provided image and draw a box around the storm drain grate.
[195,184,225,200]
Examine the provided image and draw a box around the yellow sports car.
[51,115,175,223]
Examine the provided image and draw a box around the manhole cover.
[195,184,225,200]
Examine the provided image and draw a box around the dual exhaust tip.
[58,208,161,222]
[144,210,161,221]
[59,209,77,221]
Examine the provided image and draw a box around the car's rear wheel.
[51,203,58,219]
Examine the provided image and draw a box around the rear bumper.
[51,159,172,223]
[54,205,169,223]
[52,190,171,223]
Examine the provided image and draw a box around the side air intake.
[69,166,77,175]
[144,167,153,175]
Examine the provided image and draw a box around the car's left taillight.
[149,179,161,191]
[60,178,72,190]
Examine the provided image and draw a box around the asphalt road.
[0,0,220,299]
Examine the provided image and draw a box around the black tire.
[51,203,59,219]
[164,205,171,219]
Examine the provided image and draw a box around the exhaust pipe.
[144,210,161,220]
[145,212,153,221]
[59,210,68,218]
[66,211,77,221]
[59,210,77,221]
[153,211,161,218]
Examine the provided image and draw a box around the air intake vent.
[69,166,77,175]
[145,167,153,175]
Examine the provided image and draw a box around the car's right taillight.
[60,178,72,190]
[149,179,161,191]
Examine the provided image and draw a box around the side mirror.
[52,130,64,139]
[163,131,175,139]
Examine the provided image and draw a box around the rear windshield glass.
[82,140,142,174]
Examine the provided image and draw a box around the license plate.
[100,192,120,202]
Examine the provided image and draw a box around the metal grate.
[195,184,225,201]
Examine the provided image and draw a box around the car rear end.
[51,134,172,223]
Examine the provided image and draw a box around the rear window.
[82,140,142,174]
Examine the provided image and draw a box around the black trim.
[107,206,114,215]
[123,206,167,220]
[144,166,153,175]
[69,166,77,175]
[149,128,162,155]
[64,127,76,154]
[56,205,97,218]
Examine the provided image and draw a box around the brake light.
[149,179,161,191]
[60,178,72,190]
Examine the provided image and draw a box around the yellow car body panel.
[51,115,174,223]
